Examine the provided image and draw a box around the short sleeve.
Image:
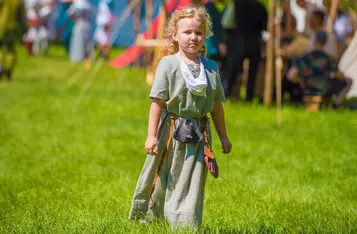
[214,69,226,103]
[149,58,169,100]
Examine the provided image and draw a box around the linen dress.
[67,1,94,62]
[129,55,226,228]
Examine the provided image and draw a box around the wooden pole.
[326,0,339,33]
[325,0,339,57]
[144,0,153,80]
[153,6,166,67]
[286,0,293,37]
[146,0,153,38]
[144,2,167,85]
[264,0,276,108]
[161,0,169,14]
[323,0,331,9]
[275,1,283,126]
[351,11,357,32]
[134,0,141,67]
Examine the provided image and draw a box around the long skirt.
[129,112,210,228]
[69,19,91,62]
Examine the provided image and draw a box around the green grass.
[0,46,357,233]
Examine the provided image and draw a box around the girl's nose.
[191,33,198,40]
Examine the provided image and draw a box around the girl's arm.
[145,98,165,155]
[211,102,228,138]
[210,102,232,154]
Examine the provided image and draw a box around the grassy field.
[0,46,357,233]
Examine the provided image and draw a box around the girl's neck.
[177,49,200,64]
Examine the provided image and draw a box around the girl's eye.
[196,32,203,36]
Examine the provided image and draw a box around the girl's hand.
[220,136,232,154]
[145,136,159,155]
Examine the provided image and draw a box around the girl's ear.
[172,32,178,42]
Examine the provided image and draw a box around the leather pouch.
[173,117,204,143]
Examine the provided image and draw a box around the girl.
[129,6,232,229]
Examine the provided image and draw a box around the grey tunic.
[129,55,225,228]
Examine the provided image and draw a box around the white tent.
[339,31,357,97]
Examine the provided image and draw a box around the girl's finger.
[222,145,228,153]
[224,144,231,154]
[153,145,159,155]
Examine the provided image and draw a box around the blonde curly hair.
[165,6,213,56]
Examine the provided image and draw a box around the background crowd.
[0,0,114,79]
[205,0,356,109]
[0,0,356,109]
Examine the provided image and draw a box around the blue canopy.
[55,0,162,47]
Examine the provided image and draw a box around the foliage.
[341,0,357,12]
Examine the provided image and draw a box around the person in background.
[296,0,326,37]
[40,0,57,41]
[333,3,354,56]
[279,9,309,103]
[204,0,227,67]
[24,1,51,55]
[308,10,338,58]
[0,0,26,80]
[224,0,267,102]
[67,0,95,68]
[280,15,310,59]
[24,2,41,55]
[94,0,114,60]
[280,1,298,44]
[287,31,352,109]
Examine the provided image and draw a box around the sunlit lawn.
[0,45,356,233]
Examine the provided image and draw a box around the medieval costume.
[129,55,226,228]
[24,0,53,55]
[0,0,26,80]
[67,0,95,63]
[94,0,113,59]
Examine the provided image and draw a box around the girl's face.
[173,17,205,56]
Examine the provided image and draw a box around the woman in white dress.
[67,0,95,63]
